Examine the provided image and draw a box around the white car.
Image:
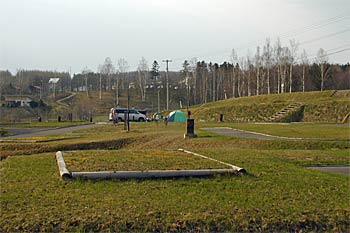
[109,108,147,122]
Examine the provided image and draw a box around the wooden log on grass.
[56,151,72,179]
[71,169,238,180]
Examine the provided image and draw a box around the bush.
[0,128,8,136]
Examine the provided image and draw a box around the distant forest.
[1,43,349,108]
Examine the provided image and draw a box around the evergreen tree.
[150,60,160,81]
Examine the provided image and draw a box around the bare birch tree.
[81,67,91,97]
[300,49,308,92]
[238,59,244,97]
[230,49,238,98]
[317,48,330,91]
[246,54,252,96]
[289,39,299,93]
[189,57,197,104]
[255,46,261,95]
[263,38,273,94]
[97,64,103,99]
[274,38,282,93]
[281,47,291,93]
[101,57,115,91]
[137,57,148,101]
[117,58,129,105]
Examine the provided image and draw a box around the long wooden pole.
[71,169,237,180]
[56,151,72,179]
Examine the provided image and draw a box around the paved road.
[4,127,52,136]
[3,124,98,138]
[202,127,350,142]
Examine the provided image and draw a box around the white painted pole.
[56,151,72,179]
[71,169,237,180]
[178,148,246,173]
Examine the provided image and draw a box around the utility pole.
[69,67,72,92]
[157,89,160,113]
[99,72,102,100]
[162,59,172,110]
[127,86,130,131]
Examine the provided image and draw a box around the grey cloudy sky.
[1,0,349,74]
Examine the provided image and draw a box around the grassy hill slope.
[190,90,350,123]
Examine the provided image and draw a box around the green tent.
[168,110,187,122]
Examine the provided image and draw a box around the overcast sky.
[1,0,349,74]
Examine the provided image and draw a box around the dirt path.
[56,92,77,107]
[4,124,98,138]
[201,127,350,142]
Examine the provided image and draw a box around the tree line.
[181,39,349,105]
[0,39,349,109]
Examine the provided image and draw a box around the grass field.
[64,149,226,171]
[221,122,350,140]
[1,121,349,231]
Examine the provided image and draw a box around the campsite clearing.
[1,121,349,232]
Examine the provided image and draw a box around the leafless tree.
[97,64,103,99]
[300,49,308,92]
[274,38,282,93]
[81,67,91,97]
[137,57,148,101]
[211,63,216,102]
[263,38,273,94]
[238,58,245,97]
[101,57,115,91]
[189,57,197,104]
[255,46,261,95]
[246,54,252,96]
[117,58,129,104]
[289,39,299,93]
[317,48,330,91]
[281,47,291,93]
[230,49,238,98]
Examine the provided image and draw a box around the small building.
[4,95,33,107]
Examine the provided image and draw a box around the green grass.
[1,122,350,231]
[1,148,349,231]
[221,122,350,140]
[1,89,349,230]
[2,122,349,160]
[64,149,226,171]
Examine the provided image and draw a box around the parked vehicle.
[109,108,147,122]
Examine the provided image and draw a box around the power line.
[173,13,349,63]
[277,13,348,39]
[300,29,349,45]
[309,48,350,62]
